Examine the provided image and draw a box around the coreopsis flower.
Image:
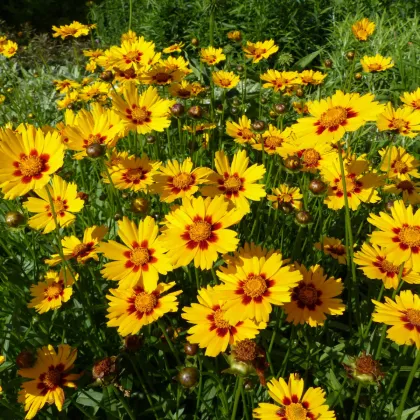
[113,66,139,84]
[121,30,137,43]
[182,286,266,357]
[321,157,383,210]
[260,70,301,92]
[352,18,375,41]
[299,70,327,86]
[57,91,80,110]
[368,200,420,271]
[99,216,173,291]
[28,268,78,314]
[361,54,394,73]
[254,373,336,419]
[163,42,185,53]
[215,251,302,323]
[18,344,81,419]
[227,30,242,41]
[140,64,185,86]
[106,282,181,336]
[293,101,309,115]
[0,126,64,199]
[378,146,420,180]
[292,90,384,144]
[160,195,244,270]
[53,79,81,94]
[201,150,266,213]
[243,40,278,64]
[315,237,347,264]
[151,158,213,203]
[226,115,258,145]
[384,178,420,205]
[112,85,174,134]
[106,154,161,192]
[52,21,90,39]
[79,81,109,103]
[161,56,191,75]
[85,60,97,72]
[401,87,420,111]
[354,243,420,289]
[1,40,18,58]
[168,80,206,99]
[267,185,303,211]
[376,103,420,138]
[372,290,420,348]
[183,123,216,133]
[83,48,104,59]
[23,175,84,234]
[45,225,108,266]
[251,125,292,155]
[283,263,345,327]
[200,46,225,66]
[212,70,240,89]
[343,352,384,384]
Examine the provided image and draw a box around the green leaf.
[294,49,322,69]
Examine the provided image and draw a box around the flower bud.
[324,59,333,68]
[343,352,384,385]
[232,98,241,106]
[385,200,394,212]
[295,210,312,225]
[146,135,156,144]
[92,356,118,385]
[283,155,301,171]
[295,88,304,98]
[114,213,122,221]
[100,71,114,83]
[131,197,149,214]
[230,106,239,115]
[86,143,105,158]
[260,97,268,104]
[124,334,143,352]
[280,202,294,214]
[236,65,244,73]
[274,103,286,114]
[191,38,199,47]
[5,211,25,228]
[355,72,363,80]
[76,192,89,202]
[171,103,185,117]
[188,105,203,119]
[177,367,199,388]
[16,350,35,368]
[346,51,355,60]
[309,179,326,195]
[184,343,199,356]
[252,120,265,132]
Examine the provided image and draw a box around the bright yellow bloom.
[85,60,97,72]
[168,80,206,99]
[361,54,394,73]
[226,115,257,145]
[57,91,80,110]
[182,286,266,357]
[212,70,240,89]
[215,252,302,323]
[45,225,108,266]
[107,282,181,336]
[18,344,81,419]
[83,48,103,59]
[163,42,185,53]
[254,373,336,419]
[78,81,109,103]
[315,237,347,264]
[160,195,244,270]
[227,30,242,41]
[201,150,266,213]
[372,290,420,349]
[368,200,420,272]
[160,56,191,75]
[252,125,293,155]
[378,146,420,180]
[354,243,420,289]
[352,18,375,41]
[28,268,78,314]
[121,30,137,43]
[292,90,384,144]
[52,21,90,39]
[99,216,173,291]
[377,103,420,138]
[53,79,81,94]
[299,70,327,86]
[140,64,185,86]
[260,70,301,92]
[0,355,4,365]
[401,87,420,111]
[112,84,174,134]
[1,40,18,58]
[0,126,64,199]
[267,185,303,211]
[200,46,225,66]
[243,40,278,63]
[283,263,345,327]
[384,178,420,205]
[183,123,216,133]
[151,158,212,203]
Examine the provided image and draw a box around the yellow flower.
[18,344,81,419]
[361,54,394,73]
[182,286,266,357]
[83,48,103,59]
[23,175,84,234]
[1,40,18,58]
[201,150,266,213]
[160,195,244,270]
[0,355,5,365]
[57,91,80,110]
[112,85,174,134]
[53,79,81,93]
[260,70,301,92]
[378,146,420,180]
[283,263,345,327]
[28,268,78,314]
[299,70,327,86]
[315,237,347,264]
[401,87,420,111]
[267,185,303,211]
[254,373,336,419]
[163,42,185,53]
[0,126,64,199]
[243,40,278,63]
[151,158,213,203]
[52,21,91,39]
[99,216,173,291]
[46,225,107,266]
[372,290,420,349]
[183,123,216,133]
[140,64,185,86]
[79,81,109,103]
[227,30,242,41]
[377,103,420,138]
[292,90,384,144]
[226,115,257,145]
[121,30,137,43]
[85,60,97,73]
[106,282,181,336]
[212,70,240,89]
[200,46,226,66]
[384,178,420,205]
[354,243,420,289]
[168,80,206,99]
[352,18,375,41]
[252,125,292,155]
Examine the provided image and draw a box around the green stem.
[112,386,135,420]
[349,382,363,420]
[128,0,133,30]
[158,319,182,366]
[209,6,215,46]
[241,381,251,420]
[231,376,243,420]
[194,355,203,420]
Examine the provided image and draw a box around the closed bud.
[131,197,149,214]
[232,98,241,106]
[244,379,254,391]
[260,97,268,104]
[171,103,185,117]
[309,179,326,195]
[188,105,203,119]
[252,120,265,132]
[146,135,156,144]
[114,213,122,221]
[16,350,35,368]
[295,211,312,225]
[236,65,244,73]
[355,72,363,80]
[343,352,384,385]
[177,367,199,388]
[295,88,304,98]
[385,200,394,212]
[280,202,294,214]
[5,211,25,228]
[86,143,105,158]
[92,356,118,385]
[283,155,301,171]
[274,103,286,114]
[100,71,114,83]
[230,106,239,115]
[324,59,333,68]
[124,334,143,352]
[191,38,199,47]
[346,51,355,60]
[184,342,199,356]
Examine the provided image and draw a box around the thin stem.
[231,376,243,420]
[350,383,363,420]
[128,0,133,30]
[158,319,182,366]
[112,386,135,420]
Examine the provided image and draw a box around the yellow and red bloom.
[18,344,81,419]
[182,286,266,357]
[99,216,173,291]
[267,185,303,211]
[384,178,420,205]
[254,373,336,420]
[377,103,420,138]
[352,18,375,41]
[212,70,240,89]
[140,64,185,86]
[200,46,225,66]
[227,30,242,41]
[163,42,185,53]
[106,282,181,336]
[401,87,420,111]
[283,263,345,327]
[201,150,266,213]
[361,54,394,73]
[378,146,420,180]
[53,79,80,93]
[252,125,293,155]
[260,70,301,92]
[226,115,257,145]
[372,290,420,349]
[299,70,327,86]
[52,21,91,39]
[1,40,18,58]
[243,40,278,64]
[315,237,347,265]
[78,81,109,103]
[0,126,64,199]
